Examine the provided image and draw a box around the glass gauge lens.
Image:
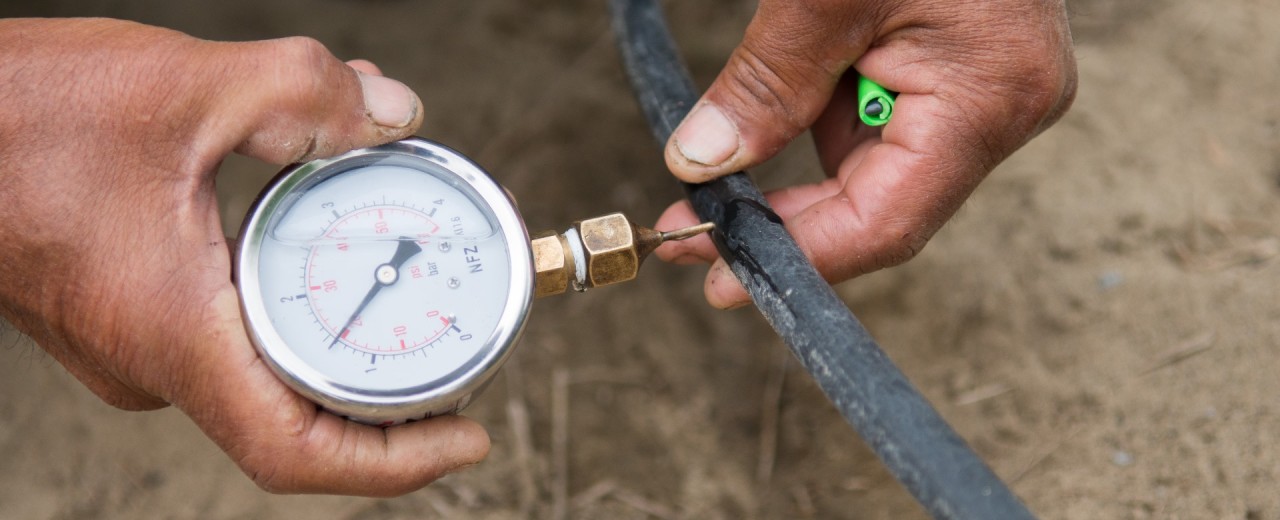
[236,139,533,424]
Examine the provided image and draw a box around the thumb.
[665,1,872,182]
[205,37,424,165]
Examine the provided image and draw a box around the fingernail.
[358,73,418,128]
[673,103,739,167]
[706,260,750,310]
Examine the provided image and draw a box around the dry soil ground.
[2,1,1279,519]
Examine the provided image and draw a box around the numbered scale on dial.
[236,138,533,425]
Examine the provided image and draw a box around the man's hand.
[0,19,487,495]
[654,0,1077,308]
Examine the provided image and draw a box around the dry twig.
[790,484,817,517]
[504,362,539,516]
[551,368,571,520]
[570,479,618,511]
[614,488,676,519]
[1009,426,1082,484]
[757,350,788,484]
[954,382,1013,406]
[1141,331,1216,375]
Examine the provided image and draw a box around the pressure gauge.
[235,137,713,425]
[235,138,533,425]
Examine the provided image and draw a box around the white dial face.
[253,160,512,393]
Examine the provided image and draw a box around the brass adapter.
[532,213,713,298]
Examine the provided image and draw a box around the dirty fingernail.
[706,260,749,310]
[673,103,739,167]
[358,72,418,128]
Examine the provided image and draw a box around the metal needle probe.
[531,214,713,297]
[659,221,715,243]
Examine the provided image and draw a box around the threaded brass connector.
[531,213,713,298]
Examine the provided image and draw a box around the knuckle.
[250,464,289,494]
[1015,59,1070,117]
[993,29,1078,124]
[988,53,1076,143]
[723,43,819,130]
[727,47,794,112]
[260,36,339,103]
[1040,56,1079,129]
[234,407,312,494]
[938,9,1078,140]
[868,220,929,270]
[93,385,167,411]
[273,36,334,71]
[239,439,295,494]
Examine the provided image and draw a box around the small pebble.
[1098,270,1125,290]
[1112,450,1134,467]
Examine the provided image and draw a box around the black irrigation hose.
[608,1,1037,518]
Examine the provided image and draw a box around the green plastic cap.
[857,75,897,127]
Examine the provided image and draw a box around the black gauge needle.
[328,237,423,349]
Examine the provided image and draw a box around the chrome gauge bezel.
[235,138,534,423]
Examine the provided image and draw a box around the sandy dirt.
[2,0,1279,518]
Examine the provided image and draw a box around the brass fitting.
[577,213,646,289]
[531,213,713,298]
[531,231,574,298]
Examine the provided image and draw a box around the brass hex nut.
[531,231,573,297]
[576,213,640,288]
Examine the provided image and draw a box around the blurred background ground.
[2,1,1279,518]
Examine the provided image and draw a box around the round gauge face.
[236,139,533,423]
